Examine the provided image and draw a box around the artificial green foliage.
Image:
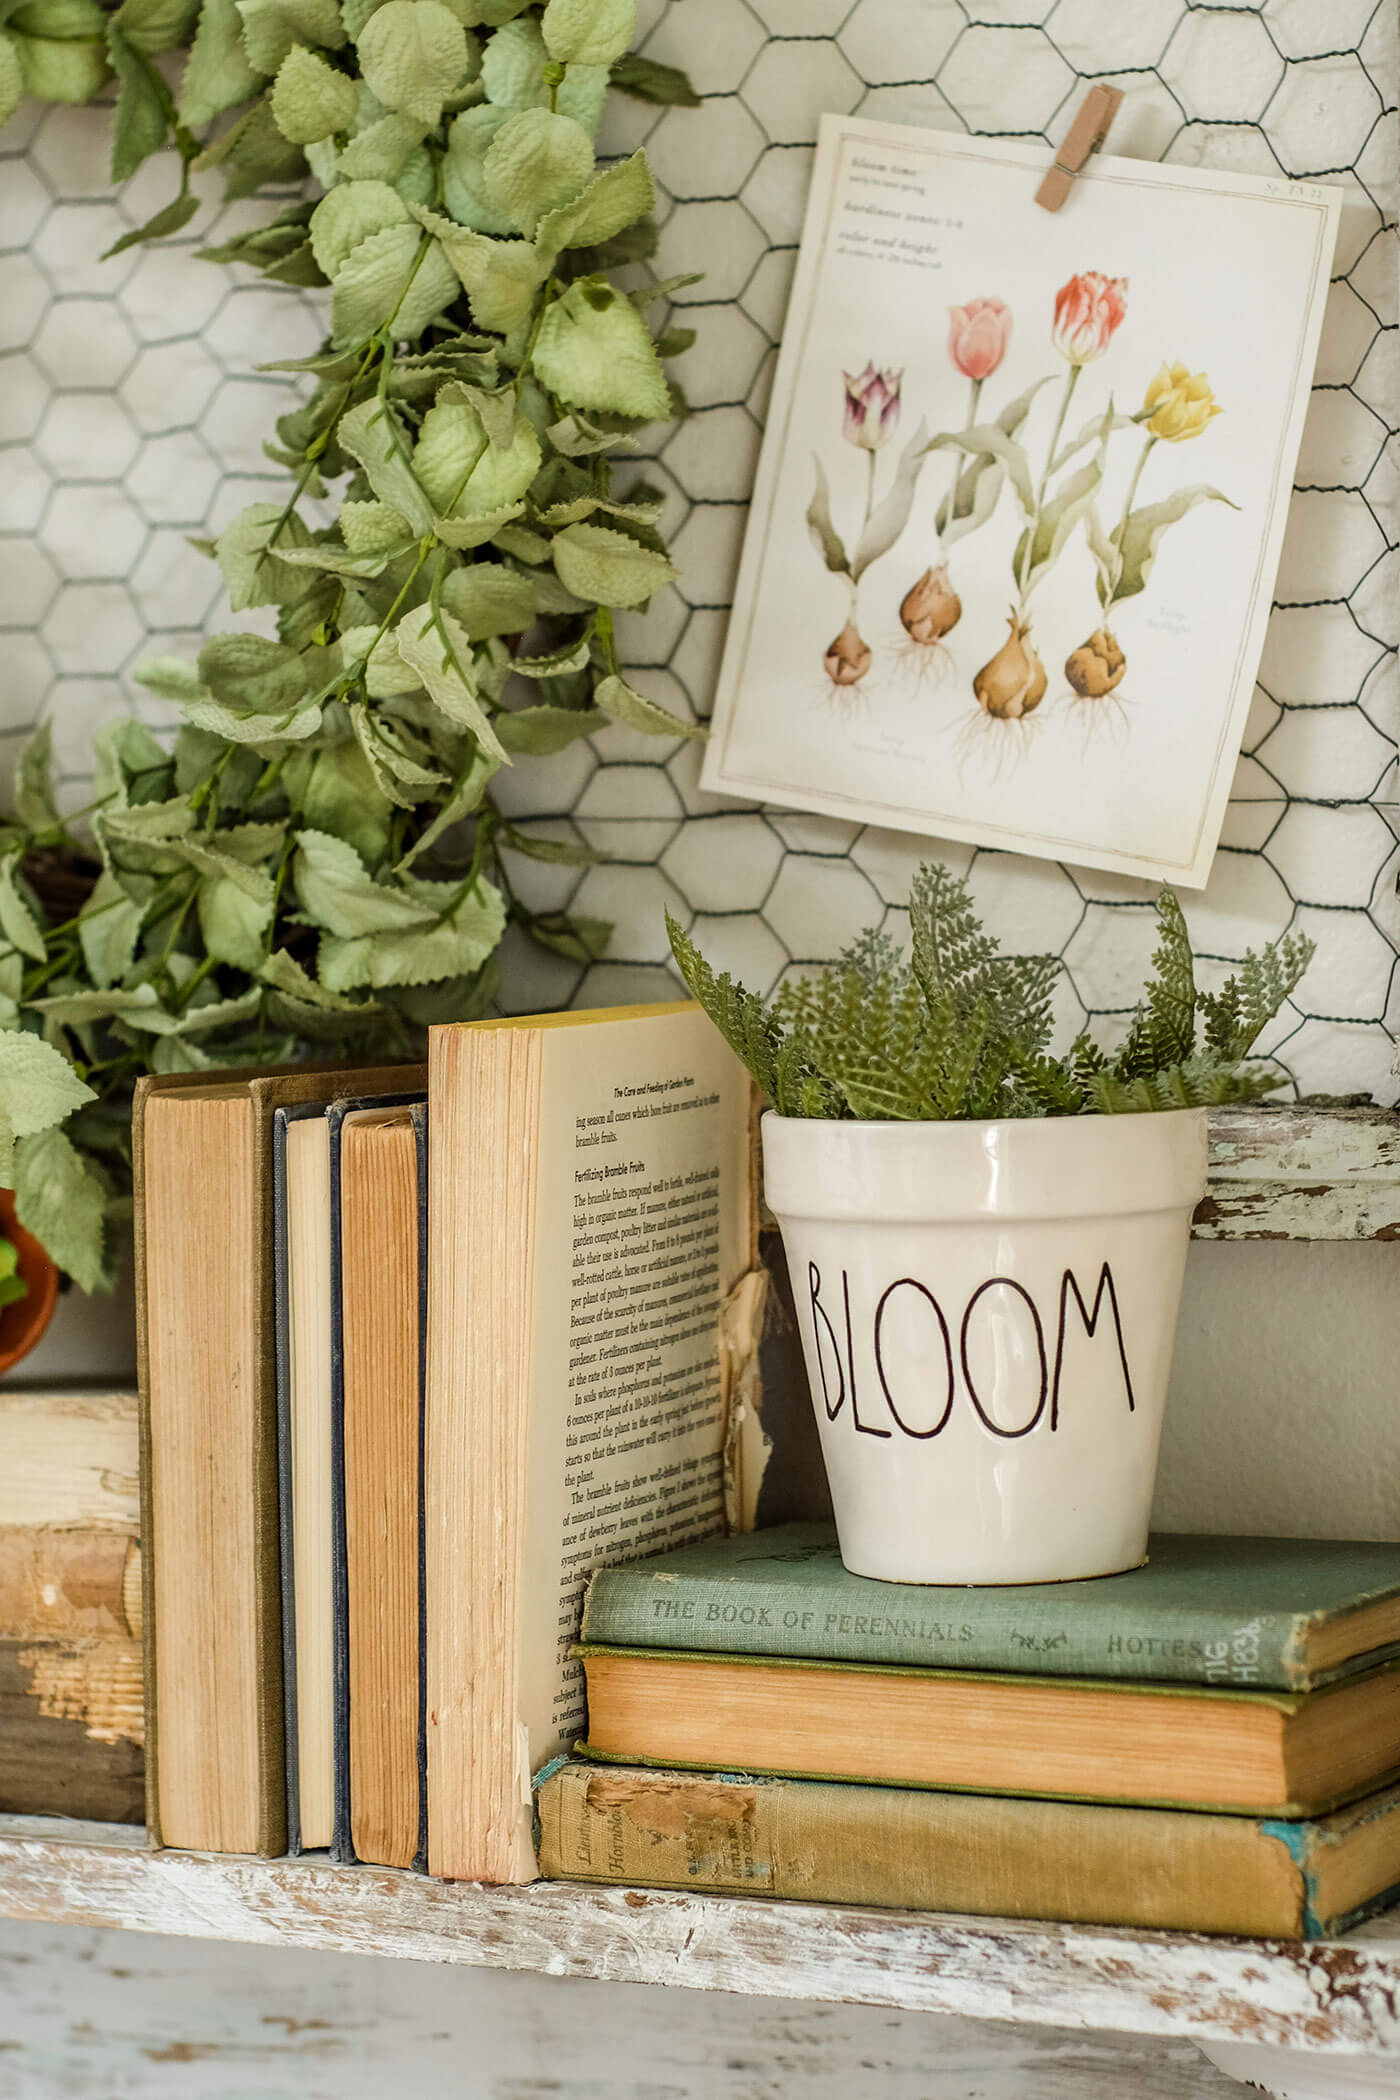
[667,865,1314,1124]
[0,3,701,1284]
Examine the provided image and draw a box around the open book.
[426,1003,759,1882]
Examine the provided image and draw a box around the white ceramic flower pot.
[761,1108,1208,1586]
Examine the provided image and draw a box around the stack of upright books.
[542,1523,1400,1938]
[133,1004,758,1880]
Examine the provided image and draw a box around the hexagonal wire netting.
[0,0,1396,1094]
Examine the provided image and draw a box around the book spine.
[537,1761,1315,1939]
[581,1568,1309,1690]
[272,1111,303,1859]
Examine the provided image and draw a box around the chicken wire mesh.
[0,0,1396,1093]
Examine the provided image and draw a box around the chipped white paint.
[1197,1108,1400,1243]
[0,1914,1257,2100]
[0,1819,1397,2068]
[0,1391,138,1531]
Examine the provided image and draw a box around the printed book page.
[702,118,1339,886]
[514,1008,753,1813]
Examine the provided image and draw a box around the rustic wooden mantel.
[2,1816,1399,2059]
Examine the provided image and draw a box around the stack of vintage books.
[130,1006,1400,1939]
[133,1005,757,1881]
[541,1522,1400,1940]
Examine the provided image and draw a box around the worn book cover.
[426,1004,760,1883]
[575,1642,1400,1818]
[581,1523,1400,1692]
[537,1759,1400,1940]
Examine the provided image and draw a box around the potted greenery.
[0,1203,57,1376]
[668,867,1311,1586]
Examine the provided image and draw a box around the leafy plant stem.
[937,374,981,544]
[1016,363,1080,611]
[1103,430,1159,614]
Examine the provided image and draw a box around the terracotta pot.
[0,1191,60,1376]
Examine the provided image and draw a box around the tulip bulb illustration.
[1065,628,1126,700]
[974,616,1047,720]
[900,564,962,646]
[824,618,873,688]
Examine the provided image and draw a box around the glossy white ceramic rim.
[760,1106,1209,1224]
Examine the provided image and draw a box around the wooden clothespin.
[1035,85,1123,212]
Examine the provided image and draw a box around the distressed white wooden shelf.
[2,1816,1400,2059]
[1197,1104,1400,1240]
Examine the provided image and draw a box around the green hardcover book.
[536,1757,1400,1941]
[580,1524,1400,1692]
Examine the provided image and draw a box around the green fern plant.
[666,865,1313,1122]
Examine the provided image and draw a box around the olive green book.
[574,1642,1400,1818]
[580,1523,1400,1691]
[537,1758,1400,1940]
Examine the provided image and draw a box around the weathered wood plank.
[0,1916,1250,2100]
[0,1646,144,1822]
[0,1390,139,1531]
[0,1528,138,1641]
[1196,1106,1400,1242]
[0,1823,1398,2056]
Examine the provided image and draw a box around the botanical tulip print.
[947,298,1013,386]
[843,364,903,450]
[1051,271,1128,366]
[808,364,928,691]
[805,256,1234,747]
[805,266,1233,745]
[706,119,1337,889]
[1067,363,1234,707]
[897,294,1013,666]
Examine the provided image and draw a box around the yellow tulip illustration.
[1141,362,1222,443]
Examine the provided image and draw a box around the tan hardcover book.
[134,1062,423,1856]
[538,1760,1400,1940]
[426,1004,758,1883]
[576,1646,1400,1818]
[341,1104,425,1870]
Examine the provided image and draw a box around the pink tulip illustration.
[902,297,1012,663]
[1051,270,1128,367]
[947,297,1012,386]
[842,363,902,451]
